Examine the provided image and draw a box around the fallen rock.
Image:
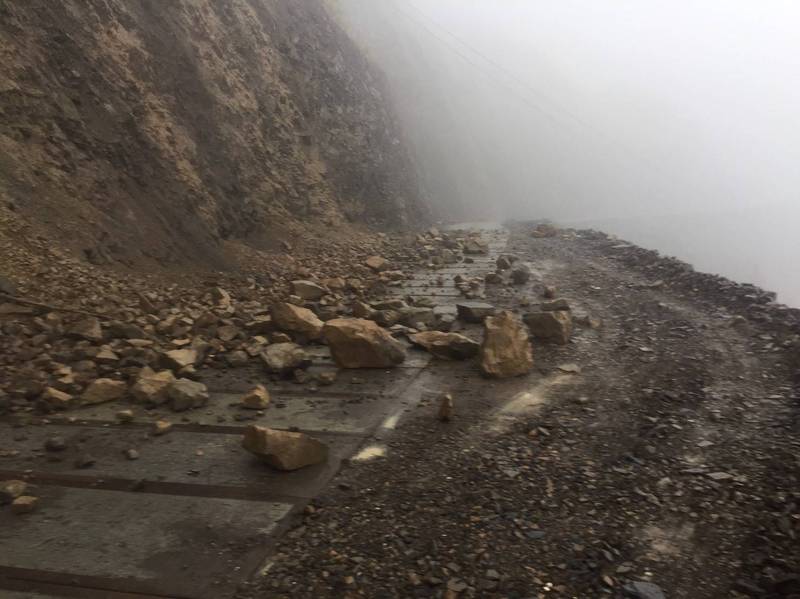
[365,255,388,272]
[66,317,103,342]
[323,318,405,368]
[261,343,310,373]
[41,387,73,410]
[438,393,454,422]
[291,280,327,301]
[399,307,436,329]
[11,495,38,515]
[163,348,199,371]
[210,287,232,307]
[542,298,571,311]
[167,379,209,412]
[485,272,503,285]
[0,480,27,504]
[410,331,480,360]
[496,255,513,270]
[242,425,328,471]
[82,378,127,405]
[241,385,270,410]
[456,302,496,323]
[531,223,558,238]
[543,285,557,299]
[153,420,172,436]
[271,302,324,340]
[44,437,67,452]
[463,238,489,254]
[131,369,176,405]
[480,311,534,378]
[511,264,531,284]
[116,409,134,422]
[524,310,573,345]
[623,581,666,599]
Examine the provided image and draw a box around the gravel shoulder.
[241,224,800,599]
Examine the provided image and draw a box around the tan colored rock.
[0,480,27,504]
[463,238,489,254]
[323,277,346,290]
[210,287,232,307]
[480,311,534,378]
[217,324,240,342]
[323,318,405,368]
[41,387,73,409]
[241,385,270,410]
[131,369,176,405]
[524,310,573,345]
[82,378,127,405]
[409,331,480,360]
[438,393,454,422]
[543,285,557,299]
[261,342,310,372]
[242,425,328,471]
[352,301,374,318]
[271,302,323,340]
[291,280,327,300]
[11,495,38,515]
[542,298,571,312]
[66,317,103,342]
[365,255,388,272]
[531,223,558,238]
[95,345,119,363]
[167,379,209,412]
[116,409,135,422]
[153,420,173,435]
[163,348,199,370]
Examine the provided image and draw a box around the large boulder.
[271,303,324,340]
[167,379,209,412]
[260,342,310,373]
[81,378,127,405]
[323,318,405,368]
[291,280,327,301]
[456,302,496,323]
[131,369,176,405]
[242,426,328,471]
[523,311,573,345]
[409,331,480,360]
[480,311,534,378]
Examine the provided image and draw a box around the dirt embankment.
[0,0,426,268]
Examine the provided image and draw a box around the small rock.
[542,298,571,311]
[623,581,666,599]
[11,495,39,515]
[167,379,209,412]
[0,480,28,504]
[131,369,176,405]
[125,448,140,460]
[365,256,388,271]
[524,311,573,345]
[242,425,328,471]
[271,302,324,340]
[241,385,271,410]
[543,285,557,299]
[41,387,73,410]
[261,343,310,373]
[438,393,454,422]
[116,409,135,423]
[82,378,127,405]
[163,348,199,371]
[409,331,480,360]
[510,264,531,284]
[456,302,496,324]
[66,317,103,342]
[291,280,327,301]
[153,420,173,436]
[44,436,67,452]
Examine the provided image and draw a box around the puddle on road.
[491,374,574,431]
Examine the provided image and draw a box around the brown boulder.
[82,378,127,405]
[409,331,480,360]
[167,379,209,412]
[241,385,270,410]
[131,369,176,405]
[242,426,328,471]
[323,318,405,368]
[365,256,388,272]
[271,302,323,340]
[479,311,534,378]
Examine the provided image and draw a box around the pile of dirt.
[0,0,427,267]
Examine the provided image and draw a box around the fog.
[333,0,800,306]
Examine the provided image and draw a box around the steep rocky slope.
[0,0,426,267]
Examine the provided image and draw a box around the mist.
[332,0,800,306]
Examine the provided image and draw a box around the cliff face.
[0,0,426,266]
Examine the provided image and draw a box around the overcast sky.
[334,0,800,304]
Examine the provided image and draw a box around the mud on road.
[243,224,800,599]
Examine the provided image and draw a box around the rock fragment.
[131,369,176,405]
[409,331,480,360]
[242,425,328,471]
[511,264,531,285]
[11,496,39,515]
[365,256,388,272]
[261,343,310,373]
[41,387,73,410]
[271,302,324,340]
[66,317,103,342]
[524,310,573,345]
[456,302,496,324]
[0,480,27,504]
[291,280,327,300]
[82,378,127,405]
[542,298,571,311]
[480,311,534,378]
[323,318,405,368]
[163,348,199,371]
[167,379,209,412]
[241,385,270,410]
[438,393,454,422]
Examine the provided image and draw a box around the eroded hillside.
[0,0,425,266]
